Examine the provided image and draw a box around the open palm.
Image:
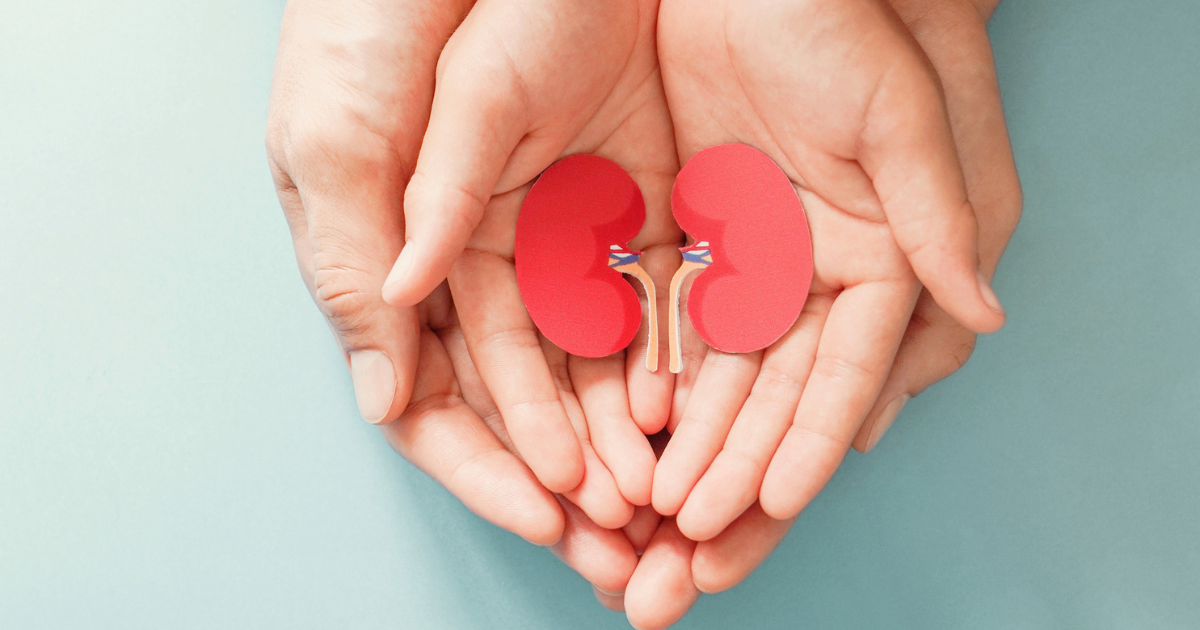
[377,0,691,527]
[653,0,1009,538]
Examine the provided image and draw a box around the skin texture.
[266,0,473,427]
[266,0,639,533]
[381,0,691,523]
[266,0,1021,627]
[618,3,1019,627]
[650,0,1020,546]
[268,0,583,543]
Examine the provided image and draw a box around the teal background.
[2,0,1198,628]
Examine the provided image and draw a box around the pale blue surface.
[2,1,1198,628]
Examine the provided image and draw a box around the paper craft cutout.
[668,144,813,373]
[515,154,659,370]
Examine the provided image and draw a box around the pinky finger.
[379,328,564,546]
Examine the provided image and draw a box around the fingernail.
[865,394,910,452]
[976,270,1005,315]
[349,350,395,424]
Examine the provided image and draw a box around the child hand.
[652,0,1020,538]
[378,0,682,510]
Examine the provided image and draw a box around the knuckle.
[721,443,767,475]
[906,305,938,338]
[446,446,502,494]
[790,421,852,451]
[312,262,383,337]
[265,118,296,193]
[945,335,978,374]
[472,326,543,356]
[281,108,402,190]
[928,333,977,381]
[753,365,805,405]
[999,181,1025,231]
[810,354,875,388]
[405,170,490,227]
[265,124,286,169]
[976,172,1024,239]
[902,0,983,34]
[548,359,573,394]
[894,204,975,262]
[292,119,391,170]
[507,398,565,424]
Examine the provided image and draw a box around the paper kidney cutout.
[668,144,813,372]
[515,155,658,368]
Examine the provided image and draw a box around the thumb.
[281,128,422,424]
[381,31,528,307]
[858,57,1006,335]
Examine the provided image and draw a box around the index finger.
[449,248,585,494]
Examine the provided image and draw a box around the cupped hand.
[615,3,1021,626]
[651,0,1021,540]
[380,283,647,594]
[269,0,1023,626]
[266,0,472,424]
[394,292,703,629]
[378,0,684,516]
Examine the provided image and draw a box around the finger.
[897,2,1023,270]
[851,293,973,452]
[624,243,682,435]
[857,34,1005,335]
[551,498,639,596]
[433,238,627,545]
[666,274,711,433]
[593,587,626,612]
[675,295,831,542]
[433,302,517,449]
[853,7,1023,452]
[759,280,917,520]
[449,248,585,493]
[617,131,684,433]
[378,5,532,308]
[623,520,701,630]
[622,505,663,555]
[442,306,629,533]
[279,129,421,425]
[381,0,645,306]
[692,503,794,594]
[570,353,656,507]
[652,349,761,517]
[380,327,564,546]
[547,342,634,529]
[563,440,636,529]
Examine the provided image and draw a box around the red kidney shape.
[515,154,646,358]
[671,144,813,354]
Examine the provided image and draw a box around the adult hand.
[652,0,1021,542]
[266,0,598,557]
[383,284,652,594]
[266,0,471,424]
[851,0,1020,451]
[380,0,683,512]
